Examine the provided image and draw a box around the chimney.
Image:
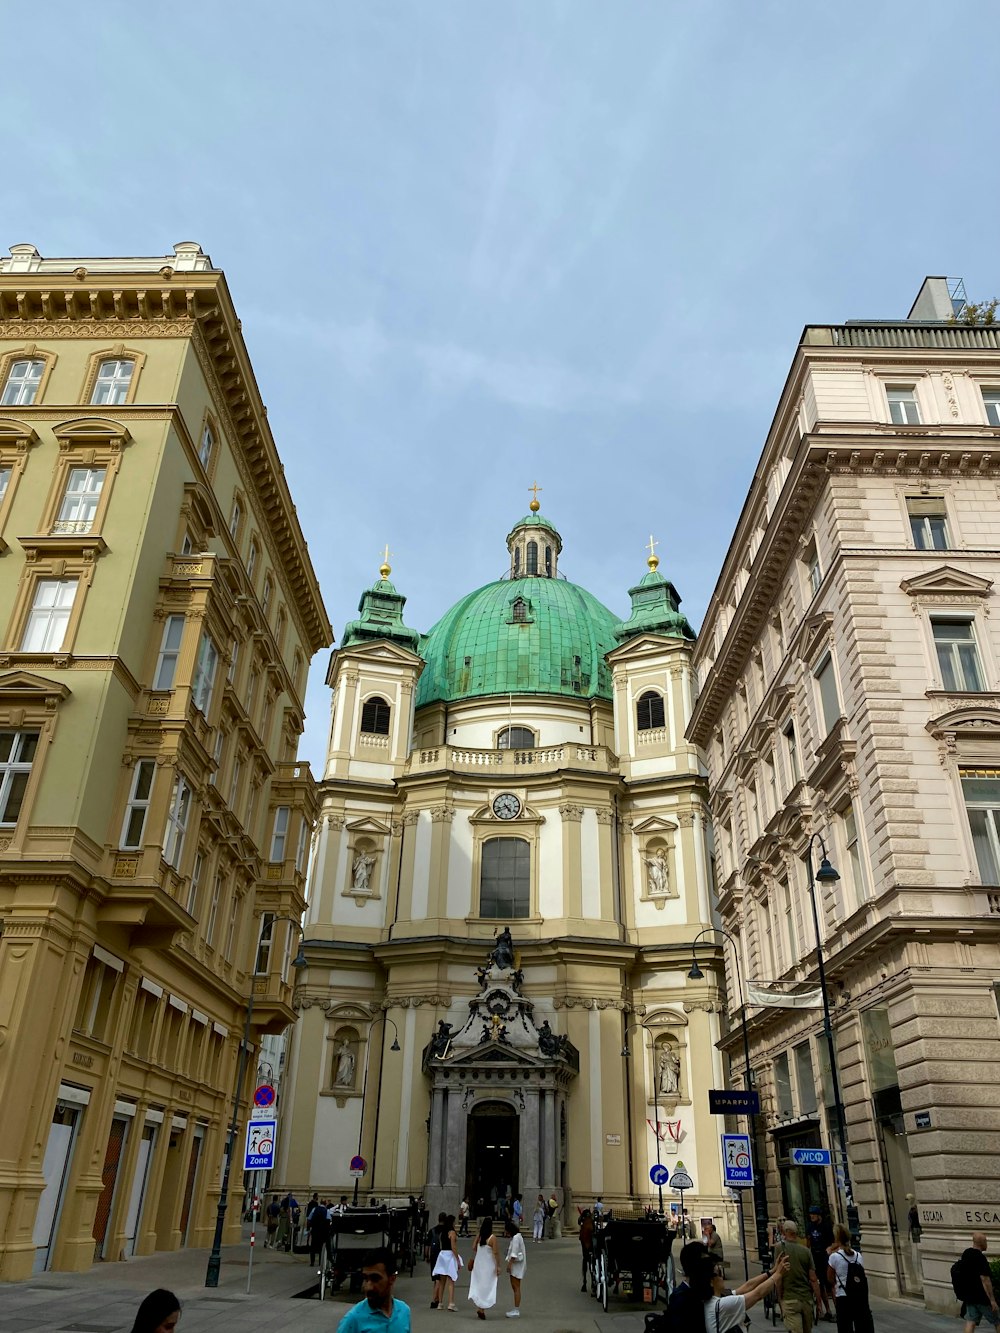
[908,276,966,322]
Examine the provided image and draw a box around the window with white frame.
[154,614,185,690]
[0,467,11,505]
[0,730,39,825]
[224,892,242,960]
[227,639,240,684]
[780,877,796,968]
[270,806,290,861]
[746,781,760,842]
[295,818,308,874]
[932,617,985,692]
[186,850,204,915]
[784,720,801,786]
[815,654,841,734]
[90,359,134,405]
[807,547,822,598]
[261,576,272,616]
[842,801,870,904]
[774,1050,794,1118]
[886,384,921,425]
[199,423,214,469]
[1,358,44,405]
[254,912,275,974]
[982,389,1000,426]
[121,759,156,848]
[229,498,241,538]
[794,1041,818,1115]
[208,730,224,785]
[480,836,530,918]
[763,751,777,819]
[21,579,78,652]
[906,496,949,551]
[180,531,194,556]
[247,539,258,581]
[163,775,191,869]
[54,466,105,534]
[228,755,243,810]
[74,949,123,1040]
[191,632,219,714]
[246,667,260,720]
[205,870,223,946]
[962,770,1000,884]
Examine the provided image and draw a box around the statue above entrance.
[490,927,516,972]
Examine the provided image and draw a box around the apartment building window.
[121,759,156,849]
[247,539,258,581]
[784,721,801,786]
[208,731,224,785]
[0,730,39,825]
[180,531,194,556]
[746,782,761,842]
[1,358,44,405]
[154,615,185,690]
[815,654,841,734]
[480,837,530,918]
[21,579,78,652]
[983,389,1000,426]
[295,819,308,874]
[840,802,869,904]
[774,1051,794,1118]
[186,850,204,915]
[962,770,1000,884]
[227,639,240,684]
[255,913,275,974]
[361,696,391,736]
[74,948,123,1040]
[780,877,796,967]
[636,690,666,731]
[228,756,243,811]
[246,667,260,720]
[163,775,191,869]
[0,467,10,506]
[229,498,242,538]
[270,806,290,861]
[763,751,777,819]
[907,496,949,551]
[191,632,219,714]
[932,618,985,692]
[199,423,214,469]
[794,1042,818,1115]
[224,892,242,961]
[206,871,224,947]
[90,359,134,405]
[53,466,106,534]
[887,385,921,425]
[261,576,272,616]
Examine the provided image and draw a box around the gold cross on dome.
[646,534,660,570]
[528,481,543,511]
[646,534,659,559]
[379,544,392,577]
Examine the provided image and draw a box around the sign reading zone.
[244,1117,277,1171]
[721,1133,754,1188]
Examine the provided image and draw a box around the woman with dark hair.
[468,1215,500,1319]
[503,1218,526,1318]
[694,1250,788,1332]
[431,1212,462,1311]
[129,1290,181,1333]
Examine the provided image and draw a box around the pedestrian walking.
[806,1205,836,1322]
[951,1232,1000,1333]
[546,1193,559,1239]
[336,1247,411,1333]
[459,1197,472,1237]
[429,1211,448,1309]
[310,1199,332,1270]
[431,1214,461,1312]
[512,1195,523,1227]
[504,1219,526,1318]
[578,1209,594,1292]
[469,1215,500,1319]
[774,1221,821,1333]
[265,1195,280,1248]
[532,1196,546,1242]
[128,1290,181,1333]
[827,1225,873,1333]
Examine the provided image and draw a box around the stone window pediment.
[901,565,993,600]
[631,814,679,836]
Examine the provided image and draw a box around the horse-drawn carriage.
[317,1205,417,1300]
[591,1213,673,1311]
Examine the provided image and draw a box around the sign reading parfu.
[244,1118,276,1171]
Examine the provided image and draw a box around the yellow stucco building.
[0,242,330,1278]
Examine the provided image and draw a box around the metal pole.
[206,986,255,1287]
[806,836,861,1245]
[652,1052,663,1215]
[246,1195,259,1294]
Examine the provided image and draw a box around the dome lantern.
[505,484,563,580]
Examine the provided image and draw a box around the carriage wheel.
[597,1252,609,1312]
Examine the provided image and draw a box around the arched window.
[360,695,391,735]
[497,726,535,750]
[526,541,538,575]
[480,837,530,918]
[513,546,521,575]
[511,598,528,623]
[545,545,552,577]
[636,690,666,731]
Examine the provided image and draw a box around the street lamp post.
[353,1012,401,1206]
[205,916,307,1288]
[805,834,861,1245]
[688,926,768,1268]
[622,1022,663,1214]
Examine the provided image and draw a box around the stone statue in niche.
[490,927,515,971]
[658,1046,681,1097]
[334,1038,356,1086]
[538,1020,568,1058]
[645,848,669,896]
[352,849,375,892]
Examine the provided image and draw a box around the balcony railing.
[408,743,617,774]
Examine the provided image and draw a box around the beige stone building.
[0,243,330,1278]
[280,508,733,1234]
[687,276,1000,1311]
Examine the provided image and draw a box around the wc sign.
[244,1118,277,1170]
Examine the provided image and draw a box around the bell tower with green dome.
[282,501,726,1240]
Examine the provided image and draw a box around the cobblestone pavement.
[0,1234,961,1333]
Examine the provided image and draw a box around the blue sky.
[7,1,1000,767]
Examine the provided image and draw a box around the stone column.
[561,805,584,919]
[427,1087,445,1188]
[520,1086,541,1212]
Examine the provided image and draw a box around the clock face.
[492,792,522,821]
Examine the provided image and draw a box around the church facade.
[279,504,730,1227]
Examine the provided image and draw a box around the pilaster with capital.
[560,803,584,918]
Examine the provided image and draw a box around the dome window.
[514,546,521,575]
[360,695,391,736]
[480,836,530,918]
[545,545,552,577]
[511,597,529,624]
[498,726,535,750]
[526,541,538,575]
[636,690,665,731]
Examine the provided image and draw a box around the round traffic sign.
[350,1154,367,1173]
[650,1163,670,1186]
[253,1084,276,1108]
[670,1171,694,1191]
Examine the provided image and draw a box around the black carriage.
[592,1214,672,1311]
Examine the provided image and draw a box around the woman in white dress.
[504,1219,526,1318]
[469,1215,500,1319]
[431,1213,461,1311]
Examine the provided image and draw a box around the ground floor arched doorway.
[467,1101,519,1216]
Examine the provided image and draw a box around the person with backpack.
[952,1232,1000,1333]
[827,1225,873,1333]
[428,1211,448,1309]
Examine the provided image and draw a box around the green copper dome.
[415,576,620,707]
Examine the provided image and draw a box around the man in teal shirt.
[338,1248,411,1333]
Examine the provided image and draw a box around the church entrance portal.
[466,1102,518,1218]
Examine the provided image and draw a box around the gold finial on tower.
[646,534,660,571]
[379,544,392,579]
[529,481,543,513]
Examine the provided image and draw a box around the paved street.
[0,1233,961,1333]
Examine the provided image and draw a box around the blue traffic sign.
[649,1163,670,1187]
[790,1147,831,1167]
[244,1117,276,1171]
[722,1133,754,1188]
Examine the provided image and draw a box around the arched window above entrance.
[637,690,665,731]
[360,695,391,736]
[480,837,530,918]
